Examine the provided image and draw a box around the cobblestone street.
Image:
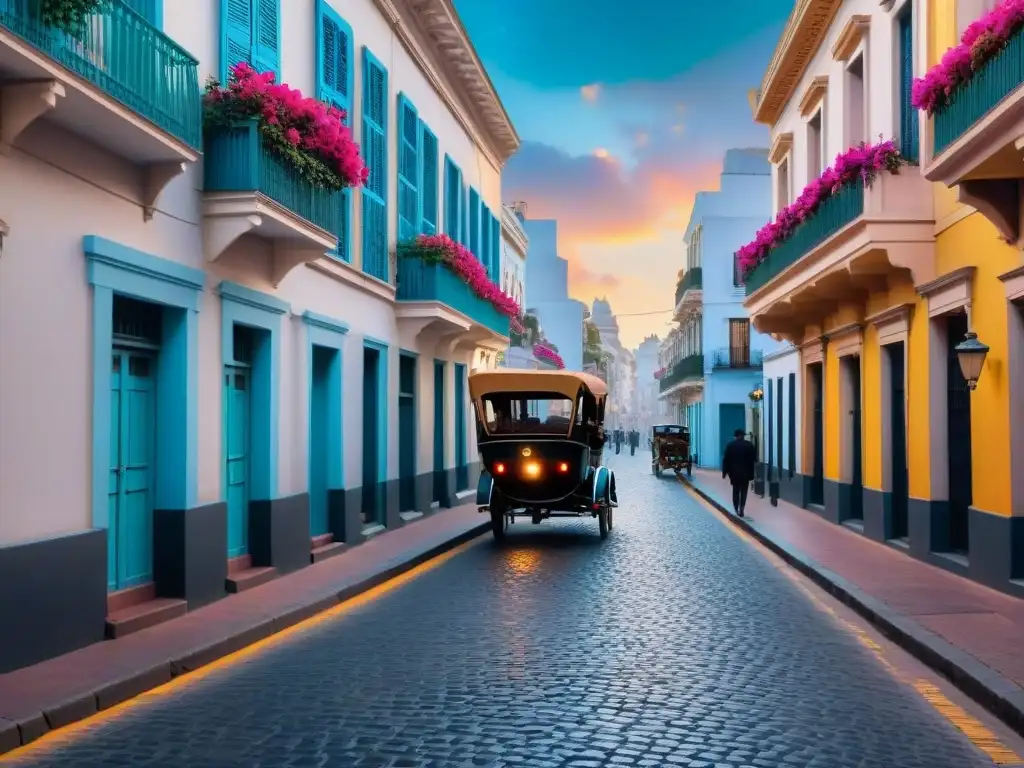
[4,454,1013,768]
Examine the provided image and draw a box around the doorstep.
[681,470,1024,737]
[0,503,488,756]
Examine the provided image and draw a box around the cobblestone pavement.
[6,454,1006,768]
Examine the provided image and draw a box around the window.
[788,371,797,475]
[482,393,575,435]
[221,0,280,83]
[397,93,420,242]
[361,47,389,282]
[728,319,750,366]
[776,375,784,477]
[469,188,481,258]
[776,157,790,214]
[807,109,823,179]
[317,1,353,260]
[898,9,920,162]
[444,156,462,238]
[733,254,744,287]
[420,126,438,234]
[846,54,865,147]
[123,0,161,27]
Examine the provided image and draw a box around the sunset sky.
[455,0,794,348]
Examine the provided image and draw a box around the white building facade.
[0,0,518,671]
[760,344,803,507]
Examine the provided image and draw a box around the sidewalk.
[0,503,488,756]
[682,469,1024,736]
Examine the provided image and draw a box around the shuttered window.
[221,0,280,82]
[397,93,420,243]
[361,47,389,282]
[480,204,491,271]
[444,156,462,238]
[469,188,481,258]
[316,1,353,260]
[123,0,161,27]
[898,10,919,163]
[788,371,797,475]
[420,126,438,234]
[460,184,469,246]
[491,215,501,280]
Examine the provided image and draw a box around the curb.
[680,476,1024,739]
[0,521,490,757]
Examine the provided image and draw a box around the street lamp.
[955,331,989,391]
[749,385,765,497]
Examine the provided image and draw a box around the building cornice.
[798,75,829,117]
[768,132,794,164]
[500,205,528,259]
[388,0,519,166]
[753,0,843,126]
[831,14,870,61]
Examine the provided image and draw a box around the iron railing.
[674,267,703,306]
[659,353,704,393]
[397,258,510,337]
[711,347,764,369]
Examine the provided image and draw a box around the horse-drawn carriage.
[651,424,692,477]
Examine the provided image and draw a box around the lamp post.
[955,330,989,391]
[749,385,765,497]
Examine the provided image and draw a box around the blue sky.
[454,0,794,347]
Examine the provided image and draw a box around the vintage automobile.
[469,370,618,540]
[651,423,692,477]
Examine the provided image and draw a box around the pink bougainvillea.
[653,367,667,380]
[913,0,1024,115]
[398,234,524,326]
[735,139,904,279]
[533,343,565,369]
[204,62,368,191]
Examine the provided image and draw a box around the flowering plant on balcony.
[653,367,667,380]
[36,0,108,36]
[533,343,565,369]
[735,138,904,278]
[397,234,524,329]
[912,0,1024,115]
[203,63,368,192]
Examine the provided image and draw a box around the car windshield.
[481,391,576,435]
[655,426,686,436]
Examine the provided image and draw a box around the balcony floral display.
[398,234,524,331]
[653,367,667,380]
[533,342,565,369]
[735,138,905,279]
[203,62,368,192]
[36,0,106,36]
[912,0,1024,115]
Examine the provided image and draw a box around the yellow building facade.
[745,0,1023,595]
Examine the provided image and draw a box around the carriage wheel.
[490,496,508,541]
[607,505,614,530]
[687,459,693,477]
[655,464,662,477]
[599,507,609,539]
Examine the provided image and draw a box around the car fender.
[476,470,494,507]
[591,466,613,505]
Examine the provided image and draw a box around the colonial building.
[743,0,1021,595]
[591,298,637,430]
[0,0,518,671]
[759,343,803,505]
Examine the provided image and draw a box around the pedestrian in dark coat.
[721,428,756,517]
[614,428,622,454]
[629,429,638,456]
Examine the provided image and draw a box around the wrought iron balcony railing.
[659,353,704,393]
[710,347,763,369]
[674,267,703,306]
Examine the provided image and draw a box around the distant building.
[634,334,662,432]
[591,298,636,430]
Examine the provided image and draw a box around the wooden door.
[225,365,251,557]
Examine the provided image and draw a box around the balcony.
[710,347,763,369]
[744,167,936,342]
[0,0,201,216]
[658,353,704,397]
[925,27,1024,244]
[202,121,342,286]
[673,266,703,319]
[395,258,510,352]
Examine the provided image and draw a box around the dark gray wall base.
[802,474,824,506]
[154,502,227,609]
[414,472,434,516]
[468,461,481,493]
[440,468,457,508]
[822,480,842,524]
[329,487,364,545]
[862,488,892,542]
[385,479,401,528]
[0,529,107,673]
[968,507,1024,587]
[908,497,951,558]
[778,472,805,508]
[250,494,310,575]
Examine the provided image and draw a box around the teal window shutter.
[480,204,491,272]
[123,0,161,28]
[361,47,389,282]
[444,156,461,238]
[461,183,469,246]
[420,125,438,234]
[221,0,252,82]
[316,1,353,261]
[469,188,481,258]
[491,214,501,280]
[397,93,420,242]
[253,0,280,76]
[898,11,919,163]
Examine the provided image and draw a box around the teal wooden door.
[108,350,156,591]
[398,355,416,511]
[225,365,251,557]
[718,403,746,466]
[361,347,381,525]
[454,363,467,491]
[432,361,445,502]
[309,347,330,536]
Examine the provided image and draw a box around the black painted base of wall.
[862,488,891,542]
[908,497,952,559]
[0,529,107,673]
[802,474,824,507]
[823,480,863,524]
[415,472,435,516]
[467,461,481,494]
[251,493,310,575]
[154,502,228,609]
[329,487,362,545]
[385,479,401,529]
[968,506,1024,587]
[778,472,805,508]
[440,469,458,507]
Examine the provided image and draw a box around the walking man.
[614,428,623,454]
[721,428,756,517]
[629,429,638,456]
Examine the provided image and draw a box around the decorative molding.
[302,310,349,335]
[754,0,843,125]
[999,264,1024,302]
[798,75,829,118]
[768,132,794,164]
[396,0,520,165]
[866,302,913,345]
[800,336,826,364]
[832,15,870,61]
[0,80,65,154]
[917,266,975,318]
[500,204,528,259]
[826,322,863,357]
[217,280,290,315]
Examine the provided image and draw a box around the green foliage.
[36,0,109,37]
[510,312,540,348]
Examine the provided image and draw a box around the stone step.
[310,533,334,549]
[225,566,278,594]
[105,597,187,639]
[311,541,347,564]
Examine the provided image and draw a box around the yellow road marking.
[679,478,1024,765]
[1,539,477,762]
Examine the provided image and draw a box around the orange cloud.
[580,83,602,102]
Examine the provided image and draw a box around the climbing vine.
[36,0,109,36]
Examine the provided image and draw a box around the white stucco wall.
[0,0,508,545]
[761,344,802,476]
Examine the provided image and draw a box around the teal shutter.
[421,126,438,234]
[491,214,501,279]
[460,183,469,245]
[123,0,161,27]
[316,1,353,260]
[221,0,252,82]
[444,156,461,238]
[362,47,389,282]
[397,94,420,242]
[899,11,919,163]
[480,205,491,272]
[469,188,481,258]
[253,0,280,76]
